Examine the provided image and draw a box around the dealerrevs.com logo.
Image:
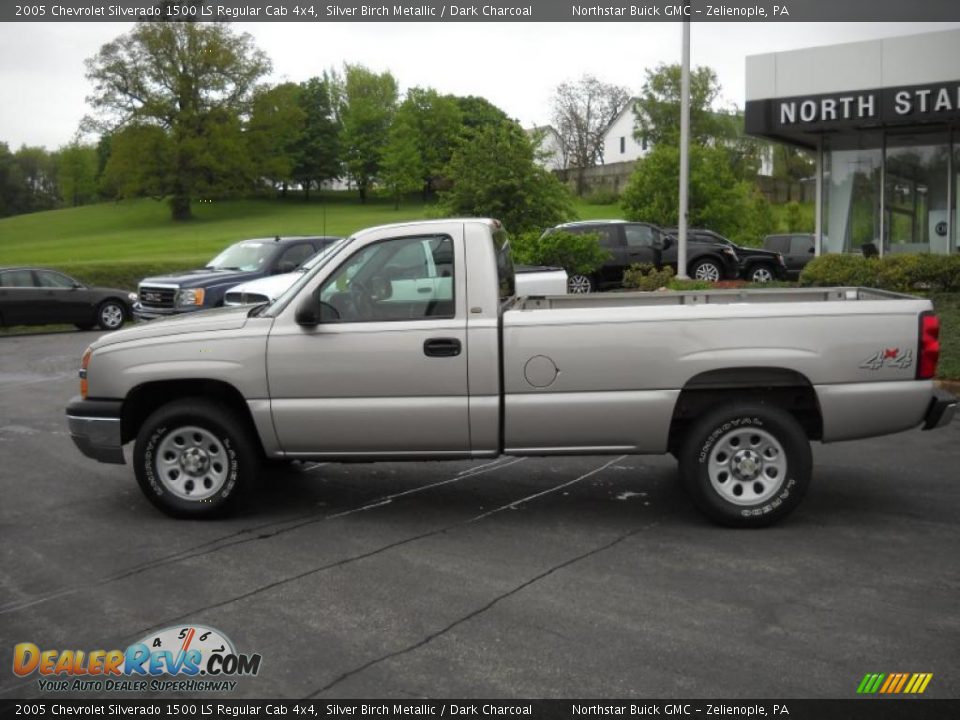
[13,625,261,693]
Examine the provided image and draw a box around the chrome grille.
[139,285,176,309]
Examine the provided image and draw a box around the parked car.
[0,267,135,331]
[544,220,740,293]
[67,218,956,527]
[763,234,816,279]
[664,227,788,283]
[135,236,342,320]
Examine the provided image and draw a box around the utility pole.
[677,15,691,279]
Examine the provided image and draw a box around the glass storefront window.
[822,133,883,255]
[954,132,959,254]
[884,132,950,255]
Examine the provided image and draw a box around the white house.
[525,125,566,171]
[601,100,649,164]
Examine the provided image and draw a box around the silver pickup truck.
[66,219,956,527]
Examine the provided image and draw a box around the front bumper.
[923,389,957,430]
[133,302,206,321]
[65,396,125,464]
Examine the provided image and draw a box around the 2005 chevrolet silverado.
[66,219,956,527]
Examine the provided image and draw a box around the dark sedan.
[0,267,135,331]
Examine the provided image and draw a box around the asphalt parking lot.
[0,330,957,700]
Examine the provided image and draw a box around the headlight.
[177,288,206,307]
[721,247,735,255]
[777,253,786,265]
[127,292,138,303]
[80,346,92,399]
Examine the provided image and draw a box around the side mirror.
[295,293,340,326]
[660,236,674,250]
[72,282,84,290]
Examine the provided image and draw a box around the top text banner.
[4,0,960,22]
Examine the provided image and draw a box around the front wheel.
[134,399,261,518]
[678,403,811,527]
[690,259,722,282]
[97,300,126,331]
[749,264,776,283]
[567,274,595,294]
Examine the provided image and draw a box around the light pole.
[677,14,691,279]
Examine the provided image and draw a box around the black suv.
[664,228,788,283]
[763,234,816,279]
[545,220,740,293]
[135,235,341,320]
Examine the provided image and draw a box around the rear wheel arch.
[667,367,823,455]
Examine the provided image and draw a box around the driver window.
[318,235,455,322]
[36,271,76,288]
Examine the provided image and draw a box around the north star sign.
[747,81,960,135]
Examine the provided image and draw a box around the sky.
[1,20,959,150]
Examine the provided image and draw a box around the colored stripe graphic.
[858,673,933,694]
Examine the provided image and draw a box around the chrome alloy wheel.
[693,263,721,282]
[708,427,787,505]
[751,266,774,283]
[155,426,229,501]
[100,303,124,329]
[567,274,593,294]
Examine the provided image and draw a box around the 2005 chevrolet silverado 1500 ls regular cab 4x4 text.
[66,219,956,527]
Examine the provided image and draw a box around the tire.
[690,258,722,282]
[749,264,776,283]
[97,300,126,331]
[678,403,811,528]
[133,398,261,518]
[567,274,595,294]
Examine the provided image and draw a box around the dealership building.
[745,28,960,257]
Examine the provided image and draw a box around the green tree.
[454,95,510,136]
[55,141,99,207]
[339,64,397,203]
[551,74,630,195]
[102,125,174,199]
[293,74,341,199]
[440,121,575,234]
[634,63,734,148]
[621,143,774,246]
[398,87,463,199]
[380,112,423,209]
[13,145,58,213]
[247,82,306,196]
[84,22,270,219]
[0,142,27,217]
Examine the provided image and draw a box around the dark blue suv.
[135,236,341,320]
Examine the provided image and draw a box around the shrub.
[667,278,713,291]
[622,263,676,291]
[800,253,960,293]
[511,229,611,276]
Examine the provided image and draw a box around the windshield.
[263,238,353,316]
[207,241,275,271]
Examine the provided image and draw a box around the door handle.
[417,287,432,294]
[423,338,461,357]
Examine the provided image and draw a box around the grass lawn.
[932,294,960,380]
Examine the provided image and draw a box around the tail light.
[917,312,940,380]
[80,347,92,398]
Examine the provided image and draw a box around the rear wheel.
[134,399,260,518]
[97,300,126,331]
[690,259,722,282]
[678,403,811,527]
[567,274,595,294]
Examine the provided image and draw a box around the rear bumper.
[923,389,957,430]
[65,396,125,464]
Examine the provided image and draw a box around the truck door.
[265,229,470,457]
